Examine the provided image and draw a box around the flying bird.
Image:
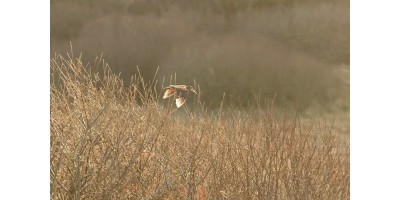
[163,85,198,108]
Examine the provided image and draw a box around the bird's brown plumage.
[163,85,197,108]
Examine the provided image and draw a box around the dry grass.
[50,54,349,199]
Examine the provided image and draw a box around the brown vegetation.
[50,54,349,199]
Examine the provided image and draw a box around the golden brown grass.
[50,54,349,199]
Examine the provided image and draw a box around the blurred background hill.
[51,0,349,113]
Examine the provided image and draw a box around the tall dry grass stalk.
[50,54,349,199]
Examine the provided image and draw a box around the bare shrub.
[51,54,349,199]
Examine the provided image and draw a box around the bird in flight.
[163,85,198,108]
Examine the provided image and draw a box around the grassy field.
[50,54,349,199]
[51,0,349,198]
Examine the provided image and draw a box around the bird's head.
[186,85,198,95]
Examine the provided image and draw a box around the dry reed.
[50,54,349,199]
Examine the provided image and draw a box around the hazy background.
[51,0,349,113]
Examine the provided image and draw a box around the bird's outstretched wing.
[175,90,188,108]
[163,87,176,99]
